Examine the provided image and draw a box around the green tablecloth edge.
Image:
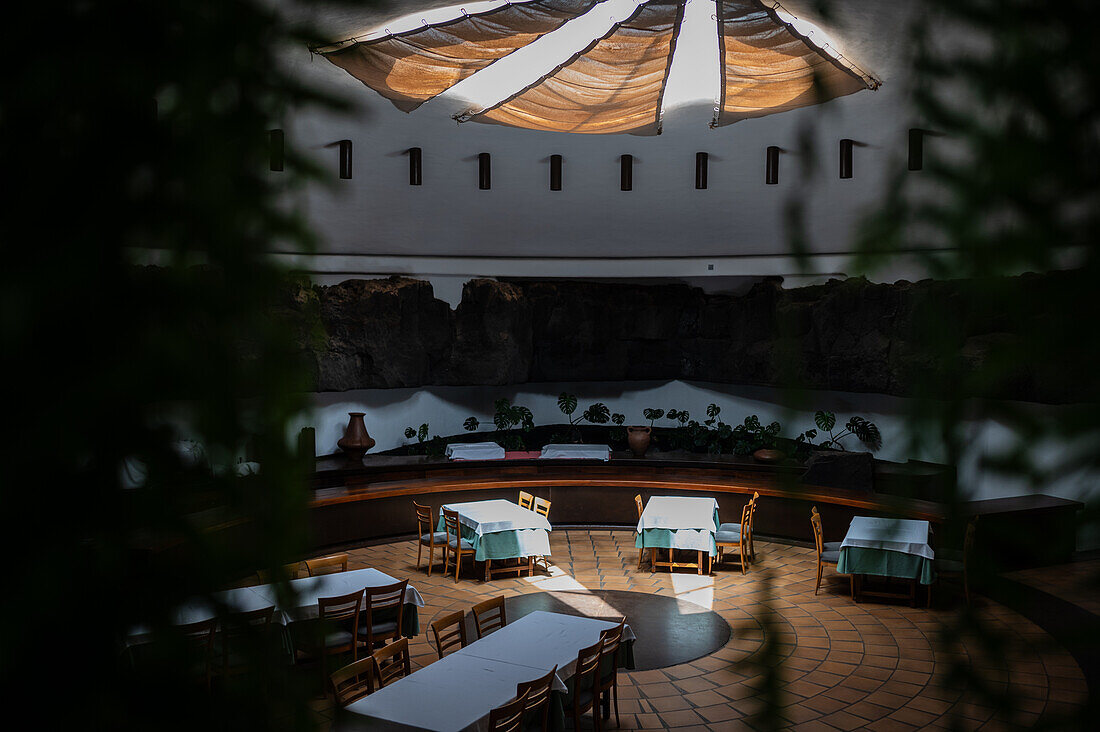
[837,546,936,585]
[436,516,548,562]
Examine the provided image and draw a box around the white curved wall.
[281,0,928,282]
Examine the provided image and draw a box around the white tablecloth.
[637,496,720,532]
[342,654,550,732]
[457,611,635,688]
[841,517,934,560]
[442,499,552,536]
[247,568,425,623]
[539,444,611,461]
[445,442,506,461]
[127,568,424,642]
[342,610,636,732]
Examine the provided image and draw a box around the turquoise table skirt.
[837,547,936,585]
[437,516,548,561]
[635,507,720,556]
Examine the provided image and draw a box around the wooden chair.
[747,491,761,562]
[533,497,551,520]
[562,637,604,732]
[931,515,978,607]
[635,494,647,571]
[714,503,751,574]
[305,590,362,685]
[442,508,476,582]
[516,665,557,732]
[179,617,219,692]
[415,501,447,577]
[518,490,535,510]
[305,553,349,577]
[357,580,407,656]
[329,656,376,706]
[371,637,411,690]
[472,596,507,639]
[488,689,531,732]
[218,605,276,678]
[256,562,301,584]
[430,610,467,659]
[811,506,851,597]
[597,618,626,728]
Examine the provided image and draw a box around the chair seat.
[420,531,448,545]
[717,522,742,534]
[936,558,964,573]
[357,621,398,639]
[715,527,743,544]
[448,537,475,551]
[303,629,354,650]
[820,550,841,564]
[823,541,842,552]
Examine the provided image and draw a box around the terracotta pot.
[627,425,652,458]
[337,412,375,463]
[752,448,785,464]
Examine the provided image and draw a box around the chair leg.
[454,551,461,583]
[637,547,644,570]
[815,562,822,595]
[417,541,423,573]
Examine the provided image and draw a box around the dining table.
[126,568,425,659]
[343,610,635,732]
[837,516,936,605]
[635,495,720,574]
[438,498,552,580]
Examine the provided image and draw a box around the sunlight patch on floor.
[670,572,715,610]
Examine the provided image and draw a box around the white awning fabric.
[461,0,685,135]
[317,0,602,112]
[712,0,878,127]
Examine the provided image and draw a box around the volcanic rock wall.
[280,273,1075,403]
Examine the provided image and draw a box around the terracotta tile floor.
[303,530,1090,730]
[1007,558,1100,616]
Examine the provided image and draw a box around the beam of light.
[660,0,720,110]
[441,0,647,110]
[670,572,715,610]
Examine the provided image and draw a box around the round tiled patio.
[311,529,1090,730]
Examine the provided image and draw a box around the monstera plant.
[800,411,883,452]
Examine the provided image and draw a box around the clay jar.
[337,412,375,463]
[627,426,652,457]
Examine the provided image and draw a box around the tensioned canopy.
[314,0,879,134]
[318,0,603,112]
[462,0,683,135]
[712,0,877,127]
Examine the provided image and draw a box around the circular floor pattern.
[505,589,731,671]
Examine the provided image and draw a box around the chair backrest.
[363,580,408,642]
[472,596,507,639]
[963,515,979,569]
[598,618,626,684]
[318,589,363,642]
[178,617,218,686]
[739,503,751,537]
[749,491,760,531]
[305,553,349,577]
[442,508,462,542]
[487,689,530,732]
[518,491,535,510]
[330,656,376,706]
[810,506,824,556]
[220,605,276,672]
[414,501,434,538]
[372,637,411,689]
[516,665,557,732]
[430,610,468,659]
[635,494,644,520]
[256,562,301,584]
[571,637,604,701]
[533,497,551,520]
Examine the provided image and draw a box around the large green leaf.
[557,392,578,416]
[463,417,479,432]
[583,403,611,424]
[815,411,836,432]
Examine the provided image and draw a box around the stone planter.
[627,426,652,457]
